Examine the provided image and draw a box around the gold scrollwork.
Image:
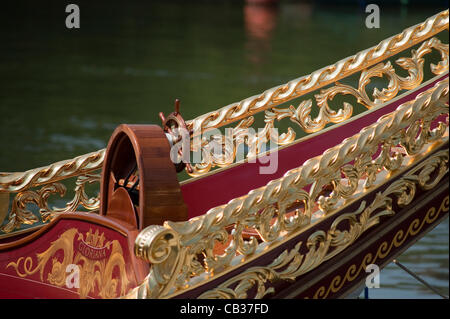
[185,10,448,136]
[1,183,66,233]
[6,228,131,299]
[196,159,448,299]
[196,152,448,299]
[0,12,448,231]
[311,194,449,299]
[186,36,449,177]
[0,173,101,234]
[266,37,448,135]
[132,225,183,298]
[132,77,448,299]
[51,174,101,214]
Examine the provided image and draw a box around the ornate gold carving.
[186,37,449,177]
[0,192,8,225]
[1,183,65,233]
[52,174,101,214]
[311,194,449,299]
[0,149,104,193]
[266,37,448,135]
[133,225,183,298]
[185,10,448,136]
[0,11,447,223]
[132,77,448,299]
[6,228,131,299]
[0,174,101,234]
[196,152,448,299]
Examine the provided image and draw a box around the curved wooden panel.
[100,124,187,229]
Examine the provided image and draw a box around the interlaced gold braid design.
[129,78,448,299]
[184,9,449,135]
[0,150,105,193]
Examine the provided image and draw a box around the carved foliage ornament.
[131,78,448,298]
[185,10,449,135]
[0,174,101,234]
[7,228,131,298]
[186,36,449,177]
[196,151,449,299]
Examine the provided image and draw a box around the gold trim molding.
[186,36,449,177]
[311,194,449,299]
[0,10,448,189]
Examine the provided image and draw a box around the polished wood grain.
[100,124,187,229]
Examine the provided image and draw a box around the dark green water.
[0,0,448,298]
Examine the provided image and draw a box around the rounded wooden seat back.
[100,124,187,229]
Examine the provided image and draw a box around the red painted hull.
[0,214,148,299]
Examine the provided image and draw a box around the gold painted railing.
[185,10,449,134]
[185,10,449,177]
[0,152,104,234]
[129,77,449,299]
[0,10,448,235]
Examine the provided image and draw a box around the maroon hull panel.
[0,215,148,299]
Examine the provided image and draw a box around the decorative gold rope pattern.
[186,36,449,177]
[196,162,449,299]
[6,228,131,299]
[130,77,449,299]
[0,150,104,193]
[184,10,449,135]
[311,194,449,299]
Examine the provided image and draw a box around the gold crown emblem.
[84,229,106,248]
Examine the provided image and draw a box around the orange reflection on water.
[244,2,279,66]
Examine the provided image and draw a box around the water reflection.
[366,217,449,299]
[244,2,279,65]
[244,1,315,66]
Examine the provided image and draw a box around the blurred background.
[0,0,448,298]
